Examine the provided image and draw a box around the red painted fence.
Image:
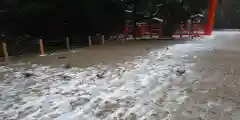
[124,23,207,39]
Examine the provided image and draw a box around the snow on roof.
[152,17,163,22]
[190,14,204,18]
[124,10,132,13]
[0,9,7,13]
[137,22,147,25]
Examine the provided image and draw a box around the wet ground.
[1,31,240,120]
[8,39,184,68]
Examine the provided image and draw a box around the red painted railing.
[124,23,206,38]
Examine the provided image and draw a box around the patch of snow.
[0,44,197,119]
[152,17,163,22]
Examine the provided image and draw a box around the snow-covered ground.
[0,42,200,120]
[0,34,226,120]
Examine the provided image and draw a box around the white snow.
[190,14,204,18]
[0,43,199,120]
[152,17,163,22]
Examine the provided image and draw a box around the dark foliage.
[0,0,125,39]
[0,0,213,39]
[124,0,211,36]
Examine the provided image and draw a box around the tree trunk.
[132,4,137,39]
[162,21,178,37]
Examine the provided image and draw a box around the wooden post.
[188,20,191,38]
[101,35,105,45]
[196,23,199,37]
[150,24,153,40]
[140,24,144,38]
[159,23,163,38]
[66,37,70,51]
[39,38,45,56]
[180,24,183,39]
[121,34,125,44]
[192,22,197,38]
[88,36,92,47]
[2,40,8,62]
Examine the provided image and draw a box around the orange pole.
[2,40,8,62]
[39,39,45,56]
[101,35,105,45]
[66,37,70,51]
[88,36,92,47]
[205,0,217,35]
